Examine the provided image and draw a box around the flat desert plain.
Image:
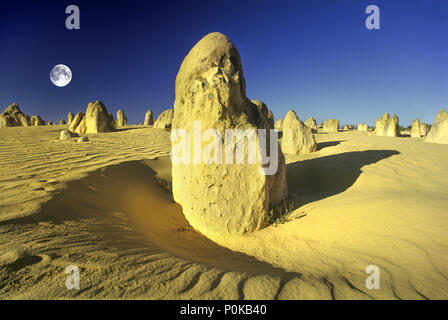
[0,125,447,299]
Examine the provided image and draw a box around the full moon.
[50,64,72,87]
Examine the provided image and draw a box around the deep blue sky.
[0,0,447,126]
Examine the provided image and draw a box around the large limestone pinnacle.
[171,32,287,236]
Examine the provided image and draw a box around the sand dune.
[0,126,447,299]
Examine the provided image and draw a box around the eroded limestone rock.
[281,110,317,155]
[171,32,287,235]
[426,110,448,144]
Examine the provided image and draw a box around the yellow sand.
[0,125,447,299]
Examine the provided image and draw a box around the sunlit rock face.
[376,113,399,137]
[282,110,317,155]
[144,110,154,125]
[322,118,339,133]
[69,101,115,134]
[0,103,31,127]
[31,115,45,126]
[304,117,317,131]
[275,118,284,131]
[251,100,275,130]
[358,123,368,132]
[171,32,287,236]
[69,112,84,132]
[411,118,428,138]
[60,129,78,140]
[116,109,127,127]
[420,122,428,136]
[67,112,74,125]
[154,109,174,129]
[426,110,448,144]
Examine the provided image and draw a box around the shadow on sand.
[114,126,151,132]
[316,140,344,151]
[286,150,400,208]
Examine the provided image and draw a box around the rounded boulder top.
[87,101,107,112]
[175,32,245,98]
[174,32,251,131]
